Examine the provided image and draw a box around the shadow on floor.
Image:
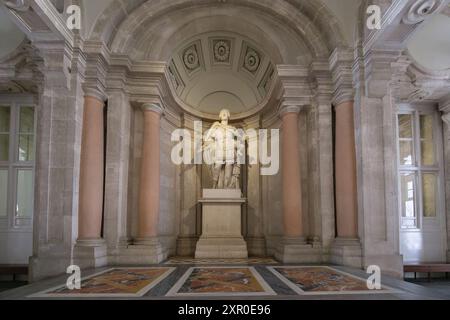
[405,278,450,299]
[0,281,28,293]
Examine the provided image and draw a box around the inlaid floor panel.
[166,266,276,297]
[164,257,279,265]
[30,267,175,298]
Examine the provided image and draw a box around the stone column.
[334,101,358,238]
[74,88,108,269]
[137,103,164,242]
[331,100,362,267]
[276,105,320,263]
[127,103,165,264]
[281,106,304,238]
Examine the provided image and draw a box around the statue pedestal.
[195,189,248,259]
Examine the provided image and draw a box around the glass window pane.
[422,173,437,218]
[401,173,417,228]
[0,134,9,161]
[0,106,10,132]
[18,134,34,162]
[19,107,34,133]
[420,115,435,166]
[0,169,7,217]
[16,169,33,218]
[398,114,413,138]
[399,141,414,165]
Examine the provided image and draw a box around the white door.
[0,98,35,265]
[397,106,447,263]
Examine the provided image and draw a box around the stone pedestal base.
[195,189,248,259]
[330,238,362,268]
[176,236,199,256]
[246,236,267,257]
[116,237,167,265]
[275,237,322,263]
[195,237,248,258]
[73,239,108,269]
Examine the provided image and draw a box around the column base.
[115,237,167,265]
[330,238,362,268]
[73,238,108,270]
[246,236,267,257]
[275,237,322,263]
[176,236,199,256]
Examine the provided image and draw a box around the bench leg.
[414,272,417,280]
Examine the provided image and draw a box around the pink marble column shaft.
[78,92,105,240]
[138,104,163,239]
[281,107,303,238]
[335,101,358,238]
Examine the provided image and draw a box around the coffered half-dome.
[167,32,275,117]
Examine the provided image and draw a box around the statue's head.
[219,109,231,122]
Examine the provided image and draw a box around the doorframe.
[395,102,447,263]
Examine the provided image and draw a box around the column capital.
[142,103,164,115]
[84,87,107,102]
[279,105,304,118]
[329,47,354,106]
[334,100,354,111]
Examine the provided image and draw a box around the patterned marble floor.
[164,257,279,265]
[1,262,448,300]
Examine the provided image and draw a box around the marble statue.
[203,109,241,189]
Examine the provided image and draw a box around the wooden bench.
[0,265,28,281]
[404,263,450,282]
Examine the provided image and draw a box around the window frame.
[0,96,36,232]
[396,103,445,232]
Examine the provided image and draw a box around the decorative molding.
[213,39,231,64]
[180,41,203,75]
[442,112,450,125]
[258,63,275,97]
[440,95,450,115]
[238,41,264,77]
[329,47,354,105]
[402,0,448,24]
[2,0,30,11]
[167,59,184,94]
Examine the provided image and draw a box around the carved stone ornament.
[2,0,31,11]
[183,46,200,71]
[213,40,231,62]
[402,0,446,24]
[244,48,260,73]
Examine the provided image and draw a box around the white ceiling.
[407,13,450,70]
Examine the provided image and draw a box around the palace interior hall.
[0,0,450,300]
